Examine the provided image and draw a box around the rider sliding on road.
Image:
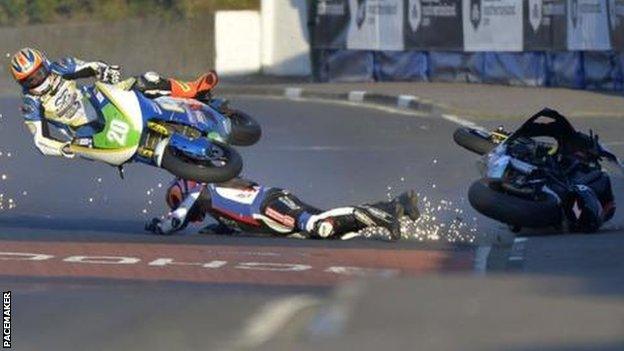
[146,178,420,240]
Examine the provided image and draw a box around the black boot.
[354,202,404,241]
[394,190,420,221]
[308,201,405,241]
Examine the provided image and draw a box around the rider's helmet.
[165,178,206,222]
[9,48,53,93]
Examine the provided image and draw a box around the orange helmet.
[10,48,50,89]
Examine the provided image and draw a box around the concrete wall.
[0,17,215,92]
[215,11,261,75]
[261,0,310,76]
[0,1,314,91]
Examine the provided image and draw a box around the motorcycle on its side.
[454,108,622,233]
[66,79,261,183]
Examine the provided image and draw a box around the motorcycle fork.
[138,121,203,159]
[137,122,171,159]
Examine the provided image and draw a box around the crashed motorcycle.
[67,80,261,183]
[454,108,622,233]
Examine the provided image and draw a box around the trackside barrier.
[313,50,624,91]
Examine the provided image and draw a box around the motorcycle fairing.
[69,82,143,165]
[506,108,624,171]
[149,96,231,141]
[509,108,577,143]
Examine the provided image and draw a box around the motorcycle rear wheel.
[161,140,243,183]
[228,110,262,146]
[453,127,496,155]
[468,180,562,228]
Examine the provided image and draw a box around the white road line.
[232,94,429,118]
[441,113,485,129]
[473,245,492,275]
[235,93,429,117]
[229,295,319,350]
[508,237,528,264]
[306,282,362,338]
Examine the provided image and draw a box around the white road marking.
[234,94,429,118]
[473,245,492,275]
[441,113,485,129]
[230,295,319,350]
[508,237,528,263]
[306,282,362,338]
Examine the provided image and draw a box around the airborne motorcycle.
[65,81,260,183]
[454,108,622,233]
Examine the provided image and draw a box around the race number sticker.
[92,103,140,149]
[106,119,130,145]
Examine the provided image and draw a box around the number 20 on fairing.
[106,119,130,145]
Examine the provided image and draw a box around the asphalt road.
[0,94,623,350]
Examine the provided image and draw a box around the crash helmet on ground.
[165,178,205,222]
[10,48,52,92]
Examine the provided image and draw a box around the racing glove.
[60,142,75,159]
[95,62,122,84]
[145,217,181,235]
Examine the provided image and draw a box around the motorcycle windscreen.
[510,108,577,142]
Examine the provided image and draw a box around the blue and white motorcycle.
[69,81,260,183]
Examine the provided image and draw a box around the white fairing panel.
[72,83,144,166]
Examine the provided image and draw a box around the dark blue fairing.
[134,91,231,140]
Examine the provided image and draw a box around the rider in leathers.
[11,48,420,240]
[146,178,420,240]
[10,47,216,158]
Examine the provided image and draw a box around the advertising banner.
[567,0,611,50]
[312,0,350,48]
[346,0,405,50]
[463,0,524,51]
[404,0,463,50]
[609,0,624,50]
[523,0,567,50]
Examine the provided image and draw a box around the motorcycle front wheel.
[453,127,496,156]
[468,180,561,228]
[161,140,243,183]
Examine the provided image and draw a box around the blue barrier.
[314,49,624,92]
[482,52,546,87]
[325,50,375,83]
[545,52,584,89]
[374,51,428,82]
[428,52,484,83]
[583,52,622,91]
